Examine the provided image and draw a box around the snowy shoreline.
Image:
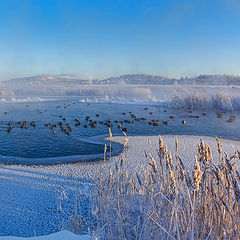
[0,134,240,238]
[3,134,238,179]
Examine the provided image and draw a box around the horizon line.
[1,72,240,82]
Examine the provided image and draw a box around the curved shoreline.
[1,134,240,178]
[0,136,123,165]
[0,134,240,237]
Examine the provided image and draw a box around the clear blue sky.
[0,0,240,80]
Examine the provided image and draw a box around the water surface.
[1,97,240,164]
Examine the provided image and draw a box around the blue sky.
[0,0,240,80]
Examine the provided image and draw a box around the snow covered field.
[0,134,240,238]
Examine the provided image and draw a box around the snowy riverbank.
[0,231,90,240]
[0,134,240,238]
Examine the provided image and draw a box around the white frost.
[0,231,90,240]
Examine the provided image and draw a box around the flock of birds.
[3,103,237,135]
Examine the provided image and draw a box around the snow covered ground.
[0,134,240,238]
[0,135,240,237]
[0,231,90,240]
[0,164,93,237]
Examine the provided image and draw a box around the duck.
[226,116,235,123]
[7,127,13,133]
[188,115,199,118]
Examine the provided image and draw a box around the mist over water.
[1,81,240,111]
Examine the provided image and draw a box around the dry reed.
[73,134,240,239]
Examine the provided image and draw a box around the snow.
[0,231,90,240]
[109,135,240,171]
[0,135,240,237]
[1,74,240,110]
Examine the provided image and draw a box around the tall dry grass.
[73,133,240,239]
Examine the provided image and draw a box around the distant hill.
[0,73,240,101]
[101,74,177,85]
[2,74,89,85]
[104,74,240,85]
[177,75,240,85]
[2,73,240,86]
